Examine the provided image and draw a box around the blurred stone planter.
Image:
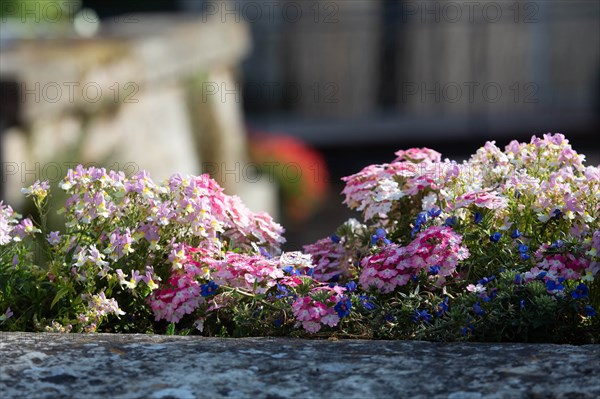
[0,13,278,217]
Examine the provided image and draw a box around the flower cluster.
[292,286,349,333]
[360,226,469,293]
[330,133,599,341]
[1,133,598,343]
[302,236,350,281]
[1,166,286,333]
[0,201,40,244]
[77,292,125,333]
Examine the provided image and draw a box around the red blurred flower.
[249,133,329,223]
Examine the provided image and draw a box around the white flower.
[421,192,438,211]
[372,178,404,202]
[280,251,313,268]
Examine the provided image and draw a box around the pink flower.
[393,148,442,163]
[360,226,469,293]
[291,287,344,333]
[303,237,349,281]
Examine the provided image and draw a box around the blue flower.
[429,265,441,275]
[511,229,522,239]
[477,276,495,285]
[482,288,497,302]
[472,302,485,316]
[473,212,483,224]
[571,283,589,299]
[461,323,474,336]
[415,212,428,225]
[553,208,562,219]
[410,226,420,238]
[200,281,219,297]
[372,228,391,245]
[584,305,596,317]
[412,309,432,323]
[259,247,272,259]
[384,314,396,322]
[330,234,341,243]
[519,299,526,309]
[345,281,357,292]
[518,243,530,260]
[551,240,564,249]
[546,279,565,292]
[436,297,449,317]
[282,266,301,276]
[275,284,291,299]
[445,216,457,227]
[514,190,521,199]
[274,318,283,327]
[359,295,376,310]
[514,274,522,284]
[411,212,429,237]
[489,232,502,243]
[334,297,352,318]
[427,207,442,218]
[536,271,547,280]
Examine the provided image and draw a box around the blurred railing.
[240,0,599,144]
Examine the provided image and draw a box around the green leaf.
[50,286,70,309]
[166,322,176,335]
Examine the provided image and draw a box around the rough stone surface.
[1,332,599,399]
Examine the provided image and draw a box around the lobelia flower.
[472,302,485,316]
[571,283,589,299]
[334,297,352,318]
[201,281,219,297]
[345,281,357,292]
[514,274,523,284]
[584,306,596,317]
[358,295,376,311]
[489,232,502,243]
[436,297,449,317]
[412,309,432,323]
[371,228,391,246]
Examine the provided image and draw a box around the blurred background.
[1,0,599,249]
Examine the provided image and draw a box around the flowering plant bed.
[1,134,598,343]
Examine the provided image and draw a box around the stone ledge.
[1,332,599,399]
